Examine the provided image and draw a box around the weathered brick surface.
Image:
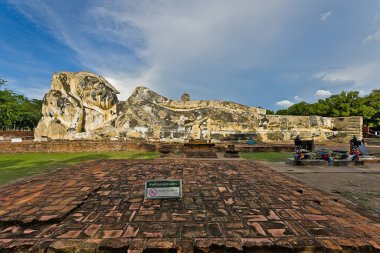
[0,140,158,153]
[0,139,293,153]
[0,159,379,252]
[0,130,34,137]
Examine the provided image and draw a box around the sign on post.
[145,180,182,199]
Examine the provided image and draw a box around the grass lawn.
[0,151,158,186]
[240,152,293,162]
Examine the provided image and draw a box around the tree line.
[0,78,42,130]
[274,90,380,129]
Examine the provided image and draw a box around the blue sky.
[1,0,380,110]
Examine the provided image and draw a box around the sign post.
[145,180,182,199]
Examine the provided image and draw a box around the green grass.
[240,152,293,162]
[0,151,158,186]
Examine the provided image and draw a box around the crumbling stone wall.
[0,131,34,137]
[0,140,157,153]
[256,115,362,142]
[35,71,362,143]
[0,141,294,153]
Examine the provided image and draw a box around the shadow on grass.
[0,159,23,169]
[125,152,157,159]
[0,152,158,186]
[25,154,113,170]
[240,152,293,162]
[0,154,111,186]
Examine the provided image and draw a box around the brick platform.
[0,160,379,252]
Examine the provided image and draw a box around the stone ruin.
[34,71,363,142]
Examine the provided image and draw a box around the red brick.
[247,222,266,236]
[57,230,82,239]
[123,226,139,238]
[247,215,267,222]
[285,209,304,220]
[267,229,287,237]
[318,238,343,250]
[218,187,227,193]
[84,224,102,237]
[241,238,272,247]
[304,214,329,221]
[146,238,175,248]
[101,230,123,238]
[141,232,163,238]
[129,203,141,210]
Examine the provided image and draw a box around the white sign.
[11,138,22,143]
[0,136,4,141]
[145,180,182,199]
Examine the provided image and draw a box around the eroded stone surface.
[34,71,362,142]
[0,159,379,252]
[34,72,119,140]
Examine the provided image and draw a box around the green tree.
[286,102,314,116]
[0,79,42,130]
[0,89,19,130]
[365,89,380,129]
[0,78,6,87]
[276,109,288,115]
[275,89,379,129]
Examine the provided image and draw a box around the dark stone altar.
[183,140,217,158]
[224,144,240,158]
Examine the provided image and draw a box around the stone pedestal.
[224,145,240,158]
[183,142,217,158]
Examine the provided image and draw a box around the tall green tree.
[0,79,42,130]
[365,89,380,129]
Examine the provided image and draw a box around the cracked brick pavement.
[0,159,379,252]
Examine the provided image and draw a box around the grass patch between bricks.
[0,151,158,186]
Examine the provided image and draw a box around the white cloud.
[7,0,306,100]
[313,63,380,92]
[313,69,355,84]
[320,11,332,21]
[358,90,370,97]
[314,89,332,99]
[7,1,380,106]
[275,95,302,108]
[275,100,294,108]
[5,77,49,99]
[363,29,380,44]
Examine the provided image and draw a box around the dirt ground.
[267,161,380,219]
